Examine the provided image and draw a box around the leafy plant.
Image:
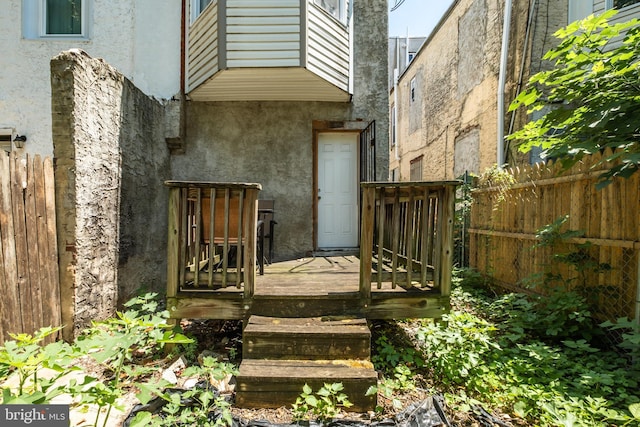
[508,10,640,188]
[0,326,88,404]
[74,293,192,427]
[292,383,353,421]
[412,272,640,425]
[129,356,237,427]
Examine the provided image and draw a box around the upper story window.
[408,51,416,63]
[568,0,592,23]
[191,0,213,22]
[314,0,346,23]
[410,77,416,104]
[45,0,82,35]
[607,0,640,9]
[23,0,89,39]
[410,155,423,181]
[390,105,396,148]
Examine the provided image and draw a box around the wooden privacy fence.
[0,153,61,343]
[360,182,459,299]
[469,150,639,321]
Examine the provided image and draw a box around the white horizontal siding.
[225,0,301,68]
[306,2,349,91]
[188,1,219,91]
[593,0,640,49]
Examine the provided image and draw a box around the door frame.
[312,120,370,251]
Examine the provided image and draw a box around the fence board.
[0,153,61,342]
[469,150,639,321]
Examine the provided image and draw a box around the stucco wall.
[0,0,180,156]
[389,0,563,181]
[171,102,352,260]
[51,50,170,339]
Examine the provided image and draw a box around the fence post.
[439,184,456,297]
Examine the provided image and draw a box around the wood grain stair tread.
[235,359,377,411]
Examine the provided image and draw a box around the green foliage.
[370,325,425,412]
[292,383,353,421]
[415,274,640,425]
[0,326,83,404]
[489,291,597,342]
[0,294,194,427]
[74,293,192,427]
[508,10,640,188]
[129,356,237,427]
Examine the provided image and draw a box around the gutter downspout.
[394,38,400,161]
[497,0,512,168]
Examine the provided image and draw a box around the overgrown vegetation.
[371,269,640,426]
[292,383,353,421]
[3,281,639,426]
[508,10,640,187]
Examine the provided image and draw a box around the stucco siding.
[1,0,181,156]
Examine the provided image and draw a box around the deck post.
[167,187,180,299]
[243,187,259,299]
[439,184,456,297]
[359,185,375,303]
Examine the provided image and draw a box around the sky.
[388,0,456,37]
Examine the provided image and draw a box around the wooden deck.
[165,181,459,322]
[167,255,450,320]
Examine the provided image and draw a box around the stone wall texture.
[51,50,170,339]
[389,0,568,181]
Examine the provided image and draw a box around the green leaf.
[365,385,378,396]
[128,411,153,427]
[630,403,640,419]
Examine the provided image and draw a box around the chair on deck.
[257,200,277,274]
[189,192,274,278]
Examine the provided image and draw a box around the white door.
[317,132,359,249]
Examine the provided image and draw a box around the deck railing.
[166,181,261,299]
[359,182,459,300]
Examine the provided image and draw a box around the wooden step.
[242,316,371,360]
[235,359,377,411]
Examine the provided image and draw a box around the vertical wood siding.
[226,0,301,68]
[307,1,349,91]
[188,1,220,91]
[0,154,61,343]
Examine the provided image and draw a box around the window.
[410,77,416,104]
[390,106,396,148]
[408,51,416,63]
[314,0,345,22]
[410,155,423,181]
[23,0,88,39]
[0,129,13,153]
[192,0,213,21]
[44,0,82,35]
[606,0,640,9]
[390,168,399,182]
[568,0,592,23]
